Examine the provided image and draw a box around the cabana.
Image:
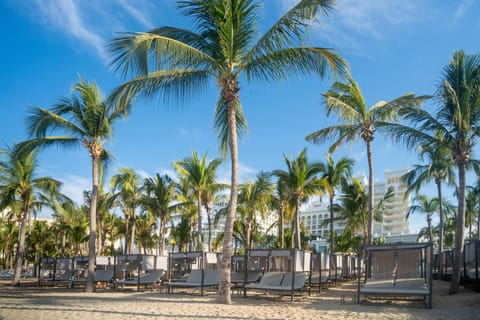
[166,251,220,295]
[71,256,114,288]
[440,249,454,281]
[244,249,311,301]
[464,240,480,291]
[113,255,167,291]
[309,252,330,292]
[38,257,73,287]
[357,243,433,308]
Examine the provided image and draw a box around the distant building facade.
[301,168,413,252]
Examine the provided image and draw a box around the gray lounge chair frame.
[464,240,480,290]
[357,243,433,308]
[38,258,73,287]
[71,269,114,288]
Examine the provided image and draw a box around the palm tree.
[237,172,274,249]
[272,148,324,248]
[0,146,61,286]
[24,79,130,292]
[273,179,291,249]
[174,151,222,250]
[318,153,354,254]
[408,195,439,242]
[141,174,178,255]
[402,142,455,253]
[110,167,141,254]
[306,76,428,245]
[465,188,478,241]
[108,0,347,303]
[386,51,480,294]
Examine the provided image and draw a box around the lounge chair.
[244,271,308,300]
[166,269,220,295]
[71,269,114,288]
[113,269,165,290]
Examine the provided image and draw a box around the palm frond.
[305,124,358,153]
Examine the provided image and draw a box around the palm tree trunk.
[218,97,238,304]
[436,179,445,252]
[427,214,434,243]
[124,213,129,255]
[197,192,203,250]
[12,199,29,286]
[86,156,99,293]
[130,200,137,254]
[295,197,301,249]
[450,162,466,294]
[279,206,285,249]
[329,195,334,254]
[366,139,375,246]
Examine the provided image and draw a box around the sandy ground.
[0,279,478,320]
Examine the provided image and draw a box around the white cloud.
[454,0,474,21]
[31,0,107,60]
[312,0,423,54]
[217,162,257,184]
[59,173,90,205]
[117,0,154,29]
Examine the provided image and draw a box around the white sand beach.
[0,279,478,320]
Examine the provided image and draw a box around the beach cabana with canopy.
[356,243,433,308]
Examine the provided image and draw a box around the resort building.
[301,168,412,252]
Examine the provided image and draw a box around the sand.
[0,279,478,320]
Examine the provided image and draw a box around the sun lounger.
[39,270,74,287]
[113,269,165,290]
[244,272,308,299]
[71,269,114,288]
[166,270,220,295]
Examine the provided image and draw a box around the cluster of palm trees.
[1,0,479,302]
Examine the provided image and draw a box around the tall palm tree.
[306,76,428,245]
[465,187,478,241]
[174,151,222,250]
[141,174,178,255]
[110,167,141,254]
[386,51,480,294]
[318,153,354,254]
[24,79,130,292]
[0,146,61,286]
[402,142,455,253]
[407,195,439,242]
[237,172,274,249]
[108,0,347,303]
[272,148,324,248]
[273,178,291,249]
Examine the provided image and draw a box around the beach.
[0,280,478,320]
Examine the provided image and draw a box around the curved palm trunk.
[450,162,466,294]
[11,198,30,286]
[366,140,375,246]
[86,156,99,293]
[218,98,238,304]
[196,192,203,250]
[329,195,335,254]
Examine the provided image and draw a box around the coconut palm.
[306,76,428,245]
[141,174,178,255]
[272,148,324,249]
[386,51,480,293]
[465,188,478,241]
[408,195,439,242]
[402,142,455,253]
[318,153,354,254]
[110,167,141,254]
[237,172,274,249]
[273,178,291,249]
[0,146,62,286]
[24,79,130,292]
[108,0,347,303]
[174,151,222,250]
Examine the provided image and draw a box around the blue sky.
[1,0,479,232]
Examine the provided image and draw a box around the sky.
[1,0,479,233]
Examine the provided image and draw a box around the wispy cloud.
[59,173,90,205]
[217,162,257,184]
[30,0,107,60]
[312,0,424,55]
[454,0,474,21]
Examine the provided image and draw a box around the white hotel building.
[301,168,415,252]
